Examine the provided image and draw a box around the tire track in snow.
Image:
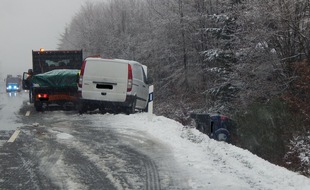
[0,130,58,190]
[54,123,165,190]
[63,126,150,189]
[145,159,161,190]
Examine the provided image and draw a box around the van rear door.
[82,59,128,102]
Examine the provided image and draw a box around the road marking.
[7,129,21,143]
[25,111,31,116]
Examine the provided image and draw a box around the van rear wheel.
[126,98,136,115]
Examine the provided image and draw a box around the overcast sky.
[0,0,101,77]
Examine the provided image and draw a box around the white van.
[78,58,151,114]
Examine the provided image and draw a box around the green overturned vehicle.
[30,69,80,111]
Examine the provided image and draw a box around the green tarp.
[32,69,79,88]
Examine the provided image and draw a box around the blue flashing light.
[6,84,19,91]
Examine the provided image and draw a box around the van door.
[132,64,148,109]
[82,59,128,102]
[22,72,31,90]
[141,66,149,109]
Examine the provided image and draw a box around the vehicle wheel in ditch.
[214,128,230,142]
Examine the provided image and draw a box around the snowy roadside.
[87,113,310,190]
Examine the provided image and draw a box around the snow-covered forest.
[58,0,310,176]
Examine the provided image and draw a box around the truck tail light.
[37,93,49,99]
[127,64,133,92]
[78,60,86,88]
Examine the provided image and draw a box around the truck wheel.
[34,101,43,112]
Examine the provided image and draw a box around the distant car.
[6,76,22,92]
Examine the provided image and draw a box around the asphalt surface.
[0,99,185,190]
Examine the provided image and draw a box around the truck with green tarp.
[22,49,83,111]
